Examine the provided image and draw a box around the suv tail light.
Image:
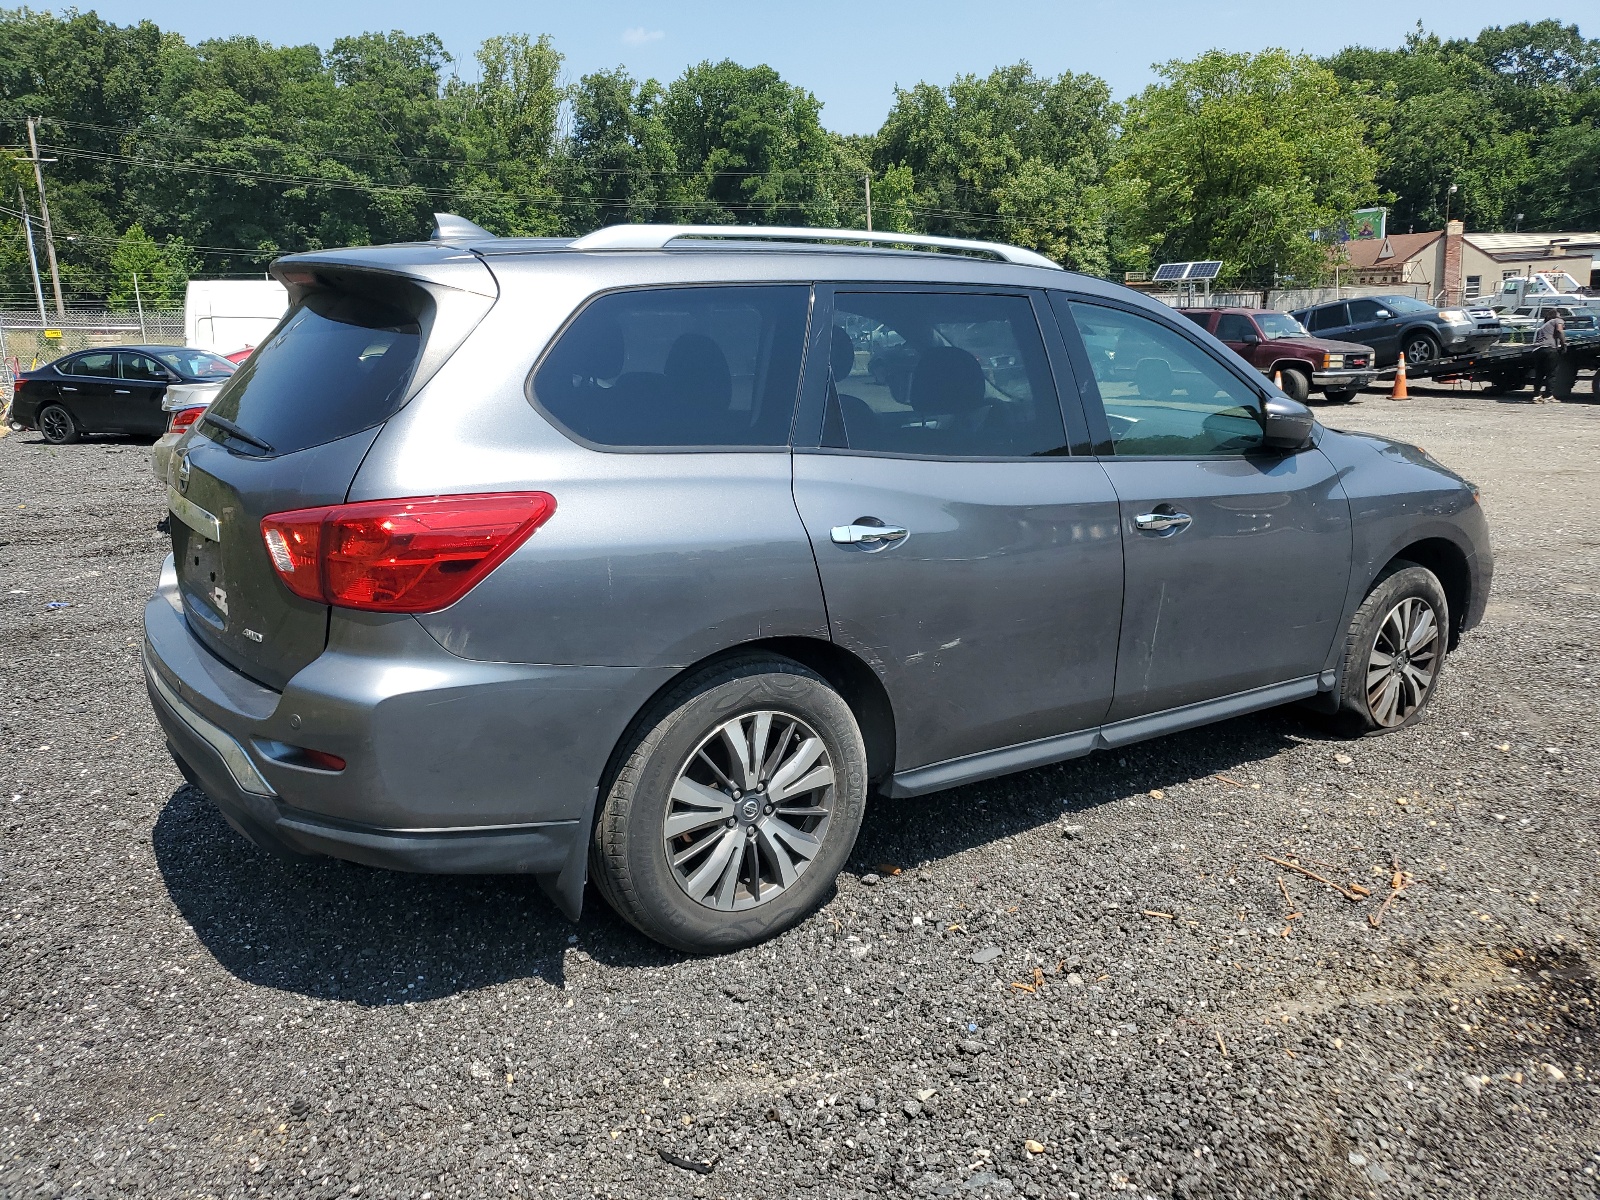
[167,406,204,435]
[260,492,556,613]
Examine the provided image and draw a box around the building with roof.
[1339,222,1599,305]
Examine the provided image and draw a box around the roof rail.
[566,224,1063,270]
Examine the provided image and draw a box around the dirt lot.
[2,382,1598,1200]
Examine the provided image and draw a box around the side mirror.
[1261,393,1314,451]
[1239,329,1260,344]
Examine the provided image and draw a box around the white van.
[184,280,289,358]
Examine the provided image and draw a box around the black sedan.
[1290,295,1499,368]
[10,346,235,444]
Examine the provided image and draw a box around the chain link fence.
[1,309,185,409]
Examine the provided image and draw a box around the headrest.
[830,326,855,381]
[664,333,732,410]
[908,346,985,415]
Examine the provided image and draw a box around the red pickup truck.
[1180,308,1379,403]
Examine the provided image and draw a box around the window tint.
[826,291,1066,457]
[1179,311,1210,329]
[119,353,168,382]
[154,349,235,379]
[1060,300,1264,458]
[1307,304,1347,332]
[1346,298,1393,323]
[67,352,117,378]
[202,289,422,457]
[533,286,808,448]
[1214,314,1257,342]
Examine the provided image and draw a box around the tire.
[1333,562,1450,736]
[1277,367,1311,403]
[38,403,80,445]
[591,655,868,953]
[1320,389,1358,404]
[1402,331,1440,366]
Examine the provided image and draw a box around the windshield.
[1379,296,1437,316]
[1256,313,1309,340]
[155,349,236,378]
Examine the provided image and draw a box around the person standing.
[1532,311,1567,402]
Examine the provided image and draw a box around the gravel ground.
[2,381,1598,1200]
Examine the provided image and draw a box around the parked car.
[143,220,1491,954]
[1290,295,1497,367]
[150,380,228,483]
[11,346,236,444]
[1178,308,1378,402]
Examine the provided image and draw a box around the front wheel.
[1277,368,1311,403]
[1334,562,1449,735]
[38,403,80,445]
[591,656,868,953]
[1321,389,1359,404]
[1403,332,1440,366]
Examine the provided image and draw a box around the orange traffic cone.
[1391,354,1409,401]
[1273,370,1283,391]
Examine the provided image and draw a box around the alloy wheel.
[1404,337,1438,365]
[1365,596,1440,727]
[663,710,834,911]
[40,407,72,443]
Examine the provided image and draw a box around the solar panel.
[1187,261,1223,281]
[1152,262,1190,282]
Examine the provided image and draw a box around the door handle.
[1134,510,1192,533]
[60,386,77,392]
[114,388,131,394]
[831,522,909,545]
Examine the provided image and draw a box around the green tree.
[106,222,196,308]
[659,60,839,225]
[1112,49,1379,285]
[874,64,1115,270]
[443,33,564,235]
[560,67,677,232]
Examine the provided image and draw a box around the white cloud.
[622,27,665,46]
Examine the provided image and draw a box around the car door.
[1304,302,1350,343]
[1213,312,1266,373]
[1344,298,1400,363]
[116,352,174,435]
[1051,295,1352,724]
[55,351,120,430]
[791,285,1124,779]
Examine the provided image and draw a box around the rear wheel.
[1277,367,1311,403]
[1334,562,1449,735]
[1403,332,1440,367]
[1482,369,1527,396]
[1321,389,1358,404]
[591,656,868,953]
[38,403,80,445]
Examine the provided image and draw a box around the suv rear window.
[200,290,422,456]
[532,285,809,448]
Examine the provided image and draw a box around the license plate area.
[179,531,229,631]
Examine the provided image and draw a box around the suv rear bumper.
[142,555,673,918]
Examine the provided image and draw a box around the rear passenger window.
[1307,305,1347,332]
[533,286,809,448]
[826,291,1067,458]
[68,352,117,378]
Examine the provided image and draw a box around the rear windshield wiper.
[201,412,275,455]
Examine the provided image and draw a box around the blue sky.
[63,1,1596,133]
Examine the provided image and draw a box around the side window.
[69,352,118,378]
[1346,298,1388,323]
[1059,300,1264,458]
[119,353,168,382]
[1214,314,1257,342]
[1307,305,1347,332]
[827,291,1067,458]
[1179,311,1210,330]
[532,285,808,448]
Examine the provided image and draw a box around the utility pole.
[18,188,48,325]
[864,171,872,232]
[133,273,147,342]
[24,117,65,318]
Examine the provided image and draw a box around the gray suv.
[143,220,1492,953]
